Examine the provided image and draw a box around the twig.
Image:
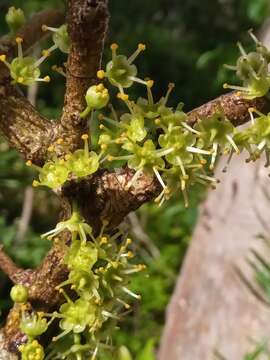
[16,186,34,243]
[187,91,270,126]
[128,212,160,258]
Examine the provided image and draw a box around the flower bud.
[80,84,110,118]
[86,84,109,109]
[5,7,25,34]
[10,284,28,303]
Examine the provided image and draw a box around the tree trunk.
[159,153,270,359]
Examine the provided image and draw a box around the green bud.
[10,284,28,303]
[5,7,25,34]
[80,84,109,118]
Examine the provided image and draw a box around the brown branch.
[0,3,110,355]
[63,168,161,231]
[0,246,23,283]
[18,9,64,53]
[0,82,54,164]
[60,0,109,150]
[187,91,270,126]
[0,8,64,164]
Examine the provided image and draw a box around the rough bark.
[60,0,109,152]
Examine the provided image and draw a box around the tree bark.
[159,24,270,360]
[159,154,270,360]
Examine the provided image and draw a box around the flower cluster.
[7,28,270,359]
[26,134,100,189]
[0,37,51,85]
[22,39,270,207]
[39,207,145,359]
[88,42,270,207]
[10,284,48,360]
[0,20,70,86]
[224,30,270,99]
[42,24,70,54]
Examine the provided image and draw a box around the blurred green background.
[0,0,270,358]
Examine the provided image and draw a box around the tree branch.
[0,8,64,164]
[0,246,23,283]
[60,0,109,149]
[63,168,161,231]
[0,82,54,164]
[187,91,270,126]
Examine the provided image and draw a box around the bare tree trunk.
[159,153,270,359]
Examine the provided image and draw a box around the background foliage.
[0,0,270,358]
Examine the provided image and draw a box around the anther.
[97,70,105,79]
[138,43,146,51]
[15,37,23,44]
[43,76,50,82]
[110,43,119,51]
[81,134,89,140]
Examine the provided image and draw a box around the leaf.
[136,339,156,360]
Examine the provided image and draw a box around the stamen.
[101,115,123,128]
[162,83,175,105]
[125,168,143,190]
[155,147,175,157]
[186,146,212,155]
[110,43,118,60]
[182,185,189,208]
[34,45,57,67]
[176,156,188,179]
[127,43,146,64]
[128,76,147,85]
[81,134,89,156]
[210,143,218,170]
[196,174,219,183]
[52,65,66,77]
[121,286,141,300]
[42,25,58,32]
[226,134,240,154]
[15,38,23,59]
[116,298,131,309]
[153,167,166,189]
[237,41,247,57]
[91,346,99,360]
[52,329,71,342]
[224,64,237,71]
[146,79,154,105]
[102,310,119,320]
[248,29,260,44]
[248,107,256,125]
[258,139,266,151]
[181,122,201,135]
[223,83,248,94]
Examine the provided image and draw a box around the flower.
[0,37,51,85]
